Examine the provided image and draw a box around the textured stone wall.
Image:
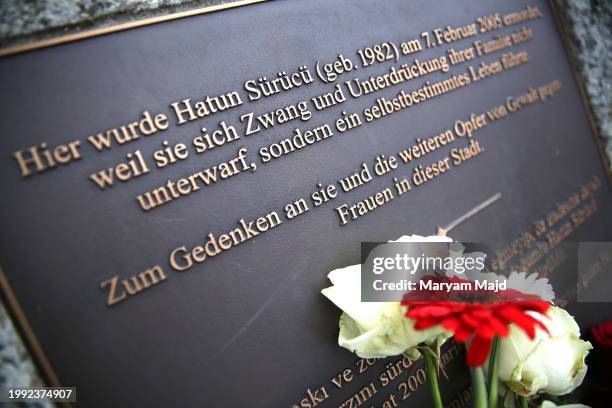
[553,0,611,168]
[0,0,610,394]
[0,0,234,45]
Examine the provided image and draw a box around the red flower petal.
[460,312,480,328]
[466,336,492,367]
[476,324,496,340]
[471,308,493,319]
[414,319,442,330]
[485,315,510,337]
[496,306,546,339]
[514,301,550,314]
[454,326,473,342]
[406,305,453,319]
[441,316,462,331]
[590,322,612,348]
[532,316,550,336]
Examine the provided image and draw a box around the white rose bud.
[321,263,448,359]
[498,306,592,396]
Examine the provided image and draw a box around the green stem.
[471,366,487,408]
[519,395,528,408]
[502,390,514,407]
[488,337,500,408]
[423,348,443,408]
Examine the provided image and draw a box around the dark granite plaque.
[0,0,611,406]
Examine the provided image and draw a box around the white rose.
[497,306,592,396]
[322,234,451,358]
[539,401,590,408]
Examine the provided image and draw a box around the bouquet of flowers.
[322,236,592,408]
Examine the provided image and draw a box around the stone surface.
[553,0,611,169]
[0,306,50,407]
[0,0,610,393]
[0,0,235,46]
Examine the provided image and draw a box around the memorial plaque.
[0,0,611,406]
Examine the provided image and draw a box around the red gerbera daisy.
[402,276,550,367]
